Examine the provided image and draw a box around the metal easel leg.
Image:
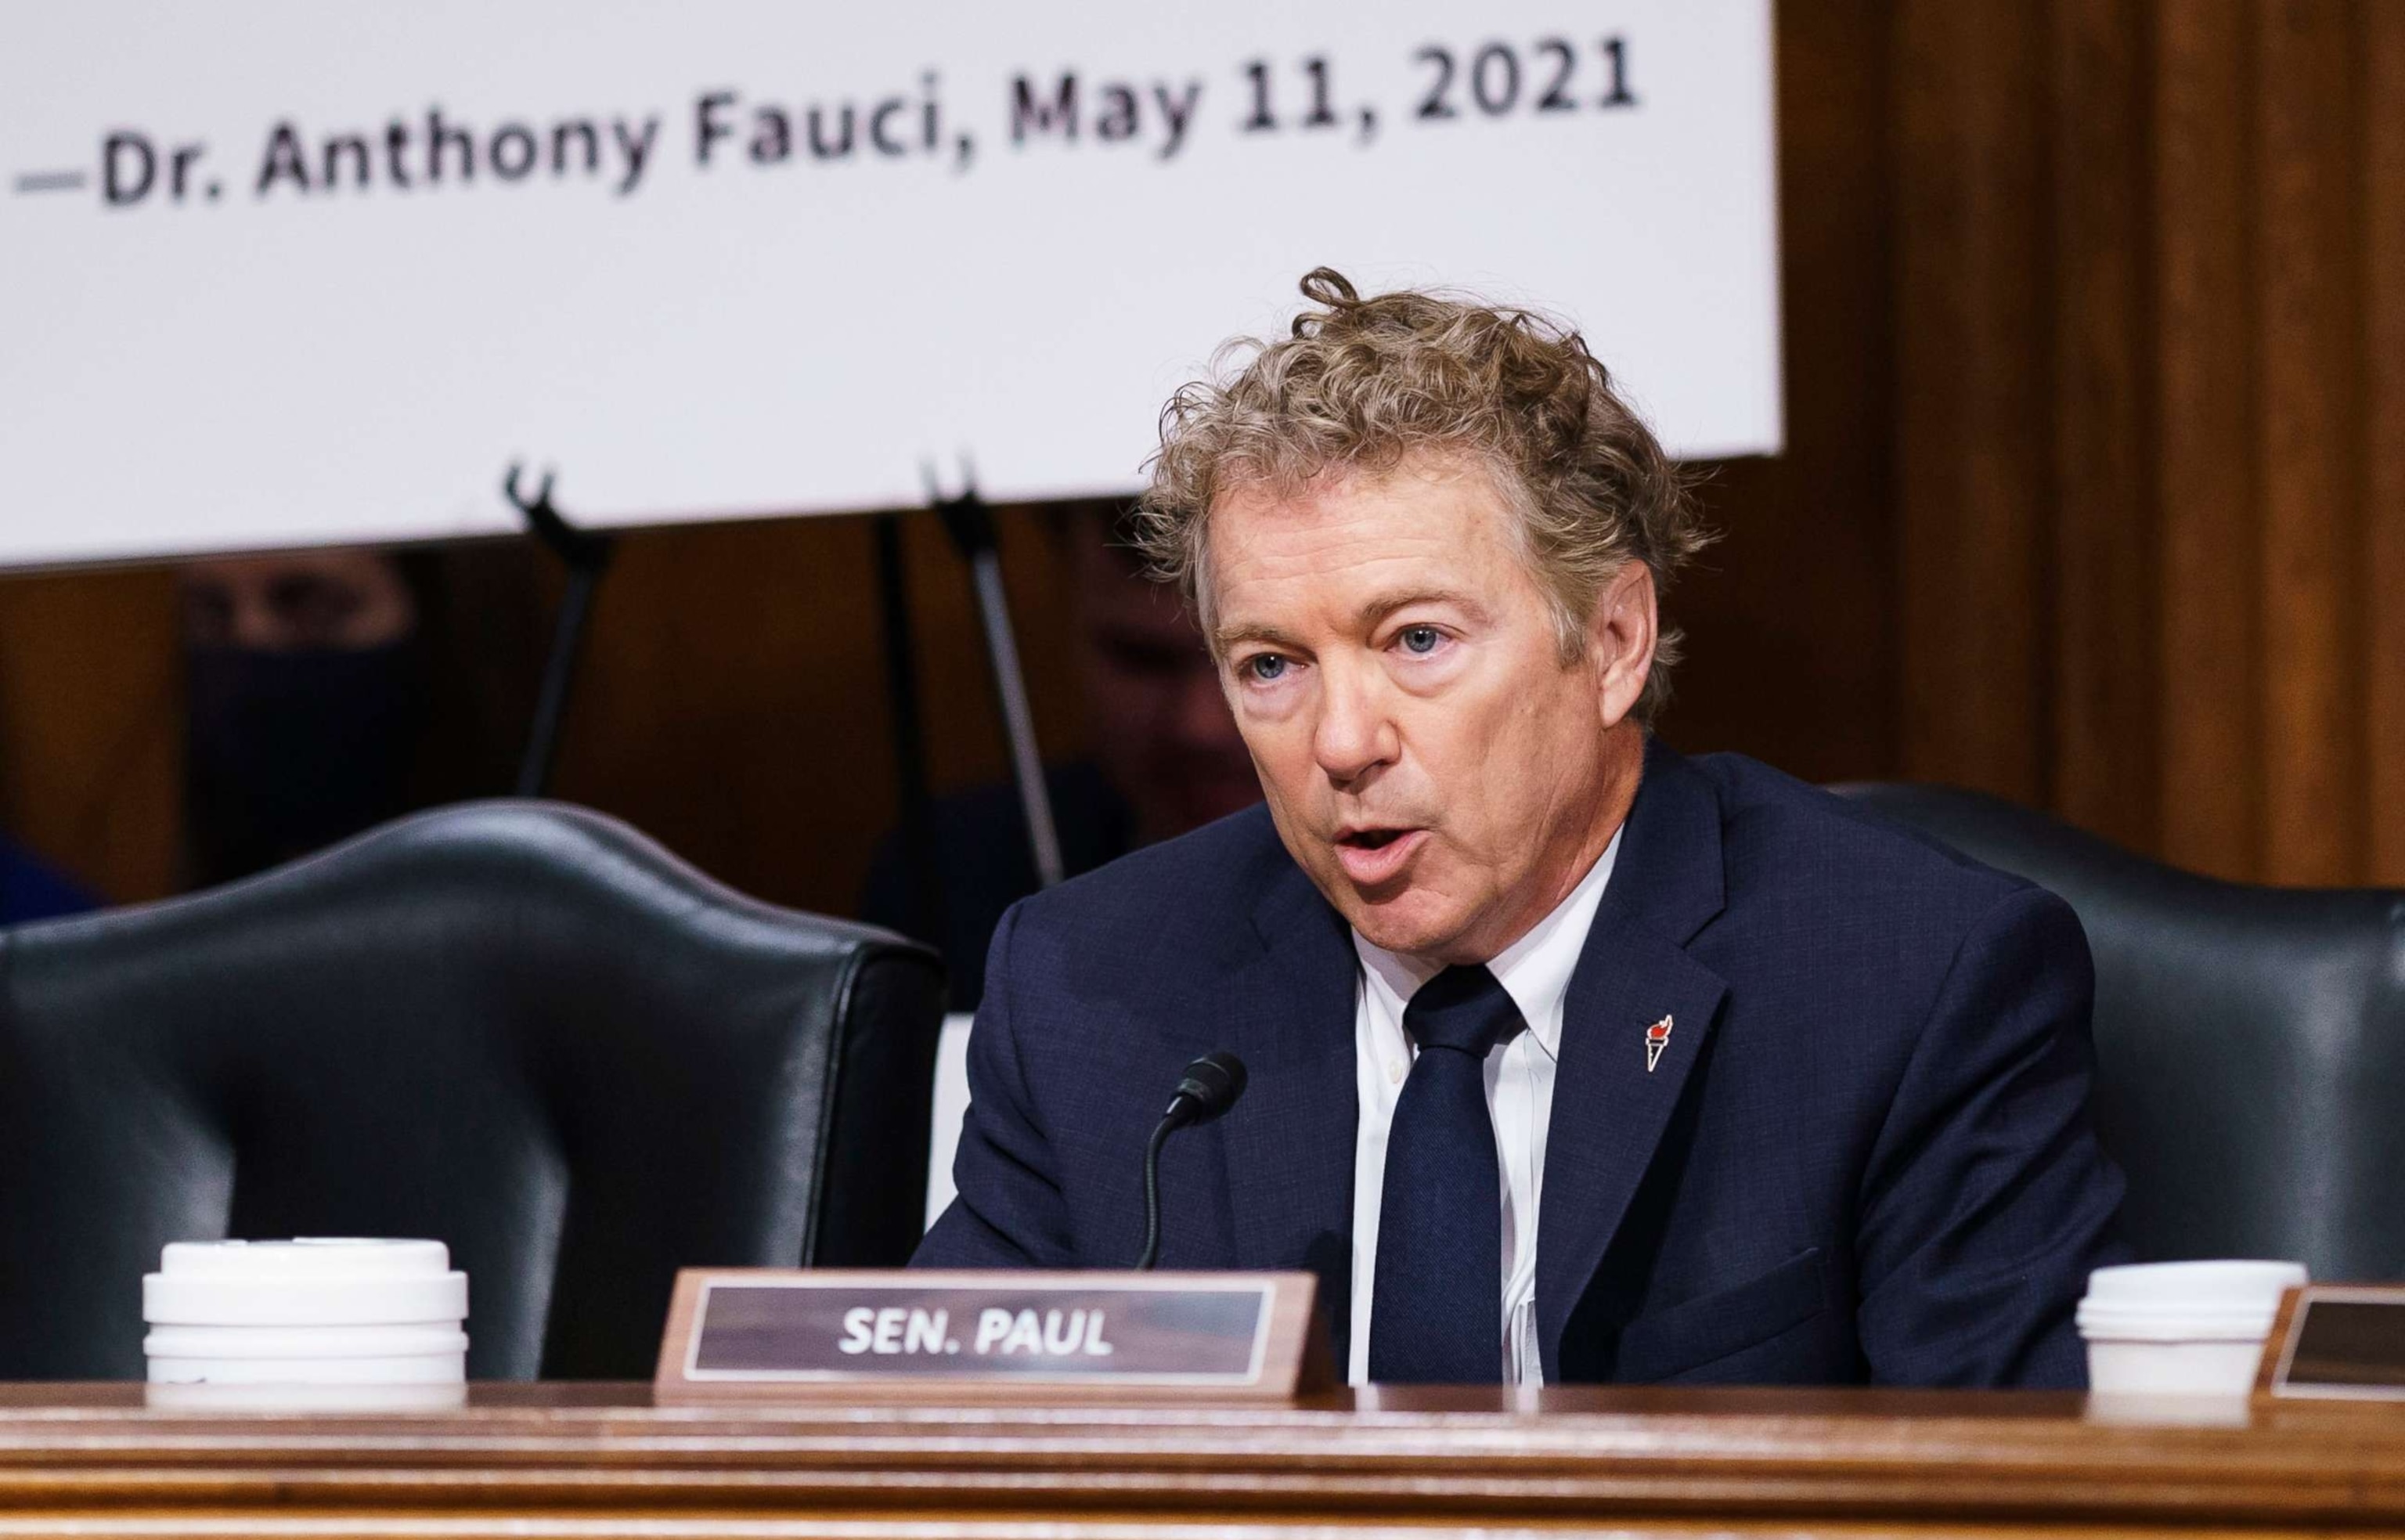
[928,471,1063,891]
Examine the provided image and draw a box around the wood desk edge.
[0,1384,2391,1530]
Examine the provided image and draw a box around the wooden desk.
[0,1383,2399,1536]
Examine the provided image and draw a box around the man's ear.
[1588,561,1658,727]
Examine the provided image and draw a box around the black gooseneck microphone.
[1133,1051,1248,1270]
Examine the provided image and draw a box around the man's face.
[1206,456,1646,963]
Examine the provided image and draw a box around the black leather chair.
[0,802,944,1380]
[1835,782,2405,1281]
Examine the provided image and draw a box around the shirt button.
[1387,1060,1405,1085]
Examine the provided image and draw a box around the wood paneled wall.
[2,0,2400,905]
[0,568,183,903]
[545,508,1089,918]
[1892,0,2405,884]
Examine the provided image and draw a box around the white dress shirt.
[1346,830,1621,1386]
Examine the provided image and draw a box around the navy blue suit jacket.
[915,741,2127,1387]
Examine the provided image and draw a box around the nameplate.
[654,1269,1326,1404]
[2259,1285,2405,1400]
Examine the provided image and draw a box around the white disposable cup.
[144,1325,469,1360]
[145,1380,468,1412]
[142,1239,469,1388]
[146,1351,468,1386]
[2077,1260,2307,1395]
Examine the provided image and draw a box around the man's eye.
[1244,655,1289,683]
[1399,626,1442,655]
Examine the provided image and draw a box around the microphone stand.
[1134,1110,1188,1272]
[1133,1053,1247,1271]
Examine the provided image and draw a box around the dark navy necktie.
[1368,964,1521,1383]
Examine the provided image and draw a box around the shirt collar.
[1353,826,1622,1060]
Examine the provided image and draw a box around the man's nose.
[1311,661,1397,784]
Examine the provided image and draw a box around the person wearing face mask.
[178,548,427,887]
[915,270,2126,1391]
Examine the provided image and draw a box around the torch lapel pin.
[1644,1015,1675,1073]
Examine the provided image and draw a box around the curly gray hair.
[1133,267,1711,722]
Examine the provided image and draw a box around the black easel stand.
[873,513,945,940]
[926,465,1064,891]
[505,464,615,799]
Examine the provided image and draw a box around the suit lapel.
[1536,740,1729,1382]
[1220,860,1360,1355]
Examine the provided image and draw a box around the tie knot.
[1404,965,1520,1059]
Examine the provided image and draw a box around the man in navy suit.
[915,269,2126,1387]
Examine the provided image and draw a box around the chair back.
[1835,782,2405,1280]
[0,802,944,1378]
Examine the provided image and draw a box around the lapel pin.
[1644,1015,1674,1073]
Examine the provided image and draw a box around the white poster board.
[2,1,1778,568]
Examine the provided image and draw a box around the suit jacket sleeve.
[1855,885,2129,1387]
[911,903,1076,1268]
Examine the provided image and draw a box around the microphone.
[1133,1051,1248,1270]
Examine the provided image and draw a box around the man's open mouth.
[1340,829,1407,850]
[1333,827,1426,885]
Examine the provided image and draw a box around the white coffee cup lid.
[144,1239,467,1326]
[155,1239,453,1279]
[2082,1259,2307,1309]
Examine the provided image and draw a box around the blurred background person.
[863,503,1260,1007]
[179,548,428,887]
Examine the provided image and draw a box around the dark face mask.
[184,642,426,886]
